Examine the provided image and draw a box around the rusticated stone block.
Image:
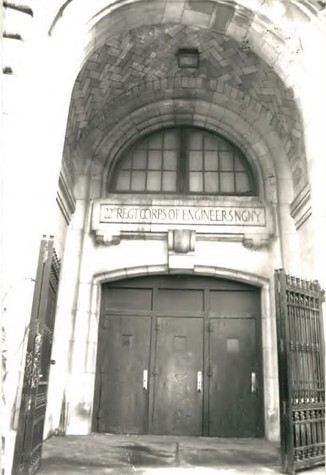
[212,4,235,34]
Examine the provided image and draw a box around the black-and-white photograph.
[1,1,325,474]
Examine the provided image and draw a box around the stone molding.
[242,235,270,250]
[290,185,312,230]
[168,229,196,254]
[168,229,196,270]
[95,231,121,246]
[94,230,272,249]
[92,263,270,288]
[56,164,76,225]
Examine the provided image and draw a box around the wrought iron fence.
[275,270,325,474]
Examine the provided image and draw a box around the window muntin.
[114,129,178,193]
[111,128,256,195]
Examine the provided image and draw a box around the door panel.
[102,287,153,312]
[209,290,260,315]
[208,318,258,437]
[152,317,203,435]
[97,315,151,434]
[157,288,204,313]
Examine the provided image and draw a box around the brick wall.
[64,23,306,193]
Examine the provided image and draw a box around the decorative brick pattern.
[64,23,305,191]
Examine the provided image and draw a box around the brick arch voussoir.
[63,2,307,163]
[86,0,287,79]
[69,18,305,158]
[87,99,290,203]
[83,79,281,150]
[58,0,309,188]
[80,79,304,194]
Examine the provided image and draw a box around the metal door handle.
[251,372,257,393]
[197,371,202,392]
[143,370,148,390]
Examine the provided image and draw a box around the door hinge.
[207,366,213,378]
[155,322,160,332]
[208,322,213,333]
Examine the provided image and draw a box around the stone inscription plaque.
[99,204,266,227]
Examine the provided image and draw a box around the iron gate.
[275,269,325,474]
[12,237,60,475]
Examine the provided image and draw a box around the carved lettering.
[102,206,113,219]
[117,208,123,219]
[99,204,266,226]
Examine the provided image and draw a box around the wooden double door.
[93,275,264,437]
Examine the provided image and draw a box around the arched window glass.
[110,127,256,195]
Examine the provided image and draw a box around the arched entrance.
[93,274,264,437]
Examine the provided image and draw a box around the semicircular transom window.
[110,128,256,195]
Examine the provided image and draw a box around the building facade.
[2,1,326,474]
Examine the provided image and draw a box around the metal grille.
[12,237,60,475]
[275,270,325,474]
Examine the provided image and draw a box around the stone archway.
[37,0,324,448]
[78,264,277,440]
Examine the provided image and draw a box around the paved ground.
[37,434,325,475]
